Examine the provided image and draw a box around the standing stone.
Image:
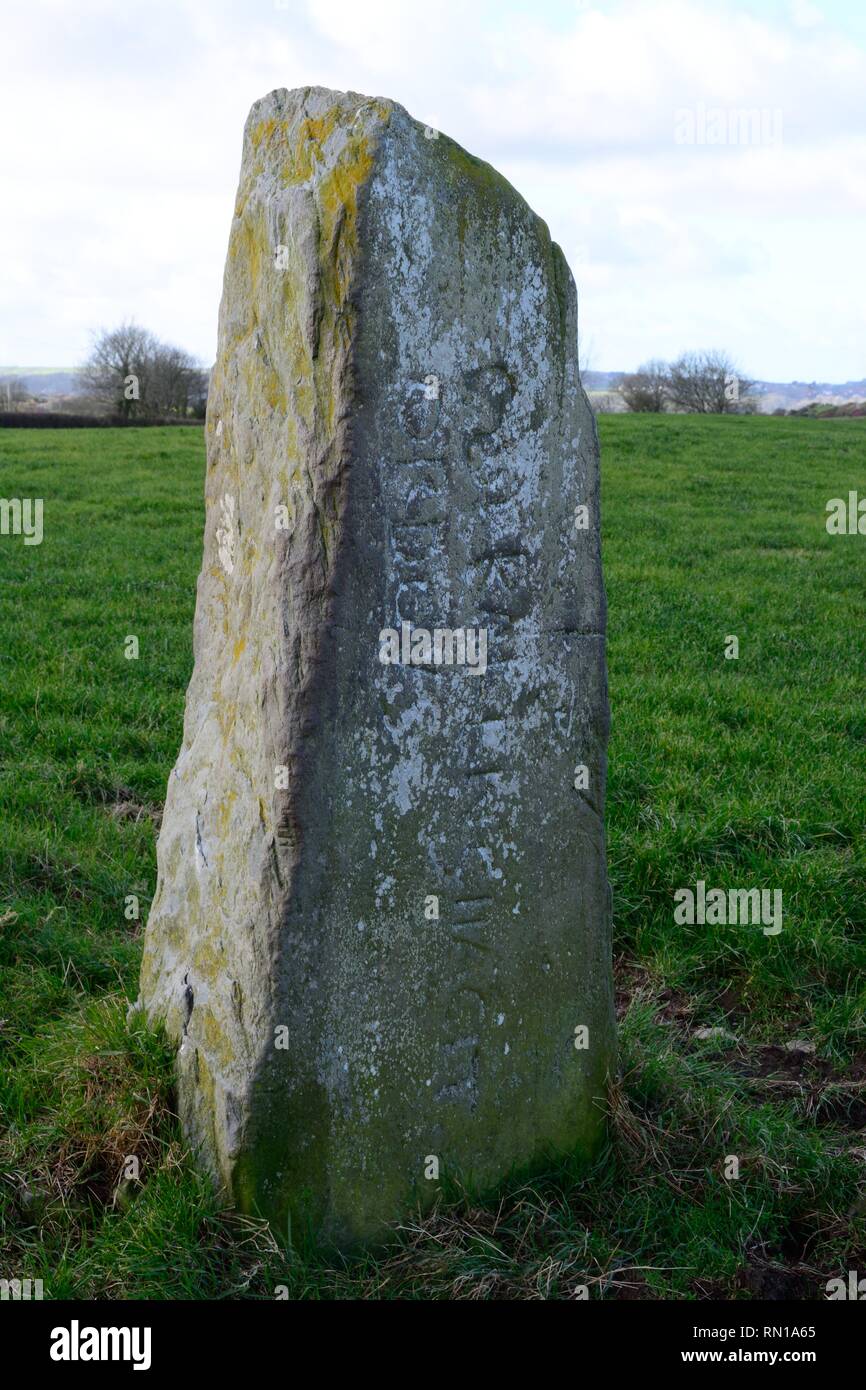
[139,86,614,1246]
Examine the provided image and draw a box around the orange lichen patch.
[232,636,247,665]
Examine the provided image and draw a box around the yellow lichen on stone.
[201,1010,236,1070]
[250,116,281,151]
[216,791,237,838]
[193,937,226,990]
[216,698,238,745]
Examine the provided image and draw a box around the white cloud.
[0,0,863,380]
[790,0,824,29]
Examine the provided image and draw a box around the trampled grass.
[1,414,864,1299]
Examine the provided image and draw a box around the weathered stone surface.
[139,85,615,1245]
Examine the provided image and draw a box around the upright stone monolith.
[140,86,615,1246]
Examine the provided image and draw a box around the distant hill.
[0,369,80,395]
[2,366,864,416]
[583,370,866,414]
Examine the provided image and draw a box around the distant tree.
[0,377,30,407]
[79,321,157,418]
[667,350,754,414]
[187,366,209,419]
[79,322,208,418]
[620,359,669,412]
[147,344,207,417]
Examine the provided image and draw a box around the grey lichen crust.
[139,86,615,1246]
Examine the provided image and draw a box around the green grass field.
[1,415,864,1299]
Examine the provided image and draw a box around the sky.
[1,0,864,381]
